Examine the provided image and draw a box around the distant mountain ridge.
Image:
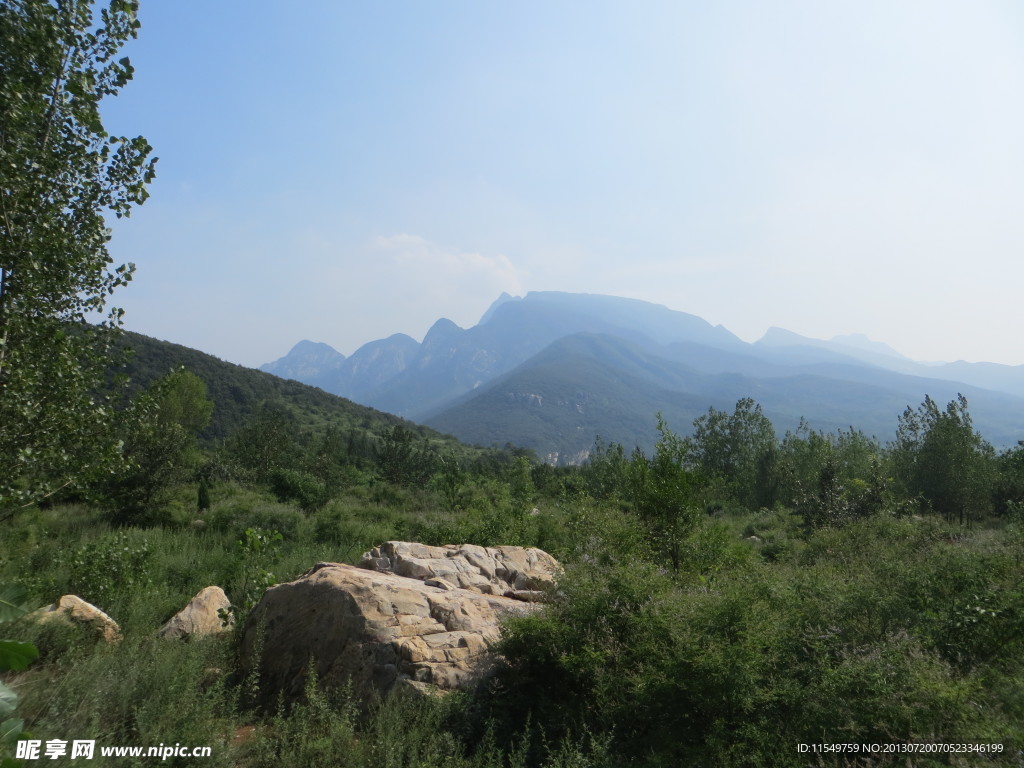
[757,327,909,365]
[262,292,745,414]
[261,292,1024,461]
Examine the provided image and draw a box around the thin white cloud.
[372,234,525,295]
[288,234,529,356]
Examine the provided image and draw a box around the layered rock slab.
[240,556,548,707]
[359,541,560,598]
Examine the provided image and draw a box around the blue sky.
[103,1,1024,367]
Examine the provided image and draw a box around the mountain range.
[261,292,1024,463]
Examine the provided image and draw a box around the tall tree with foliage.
[994,441,1024,516]
[100,369,212,523]
[0,0,156,514]
[627,415,703,571]
[689,398,776,508]
[585,436,629,500]
[226,402,301,479]
[778,421,887,523]
[893,394,994,525]
[375,424,437,486]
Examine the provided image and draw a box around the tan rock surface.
[358,541,560,597]
[28,594,121,643]
[158,586,233,640]
[240,558,546,707]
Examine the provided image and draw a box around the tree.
[100,369,212,523]
[434,451,468,510]
[993,441,1024,516]
[0,584,38,760]
[584,436,629,500]
[0,0,156,514]
[892,394,994,525]
[375,424,437,486]
[508,455,535,511]
[778,421,886,524]
[689,398,776,508]
[627,415,703,572]
[226,402,301,479]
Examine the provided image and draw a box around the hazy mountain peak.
[260,339,345,380]
[830,333,908,360]
[484,291,745,348]
[756,327,912,367]
[479,292,520,325]
[422,317,463,347]
[366,332,419,349]
[341,333,421,399]
[756,327,810,346]
[290,339,343,357]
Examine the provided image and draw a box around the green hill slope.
[114,331,467,453]
[426,333,1024,462]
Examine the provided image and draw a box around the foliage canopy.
[893,394,995,524]
[0,0,156,513]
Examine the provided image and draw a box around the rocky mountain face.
[262,292,1024,461]
[261,292,745,417]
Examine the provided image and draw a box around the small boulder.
[158,586,233,640]
[28,595,121,643]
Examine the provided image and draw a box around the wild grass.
[3,479,1024,766]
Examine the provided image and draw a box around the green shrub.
[207,497,304,541]
[1,585,38,763]
[9,632,236,761]
[63,530,152,609]
[223,528,284,626]
[269,468,331,513]
[312,500,404,558]
[740,505,806,562]
[493,558,676,753]
[492,510,1024,765]
[367,481,412,509]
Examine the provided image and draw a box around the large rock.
[158,586,233,640]
[358,541,560,598]
[240,544,559,707]
[28,595,121,643]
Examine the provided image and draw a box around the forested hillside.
[116,331,456,447]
